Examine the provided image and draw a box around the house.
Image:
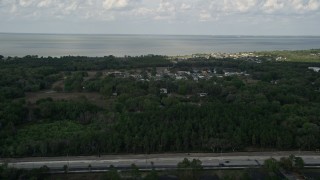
[177,71,190,75]
[175,76,186,80]
[198,93,208,97]
[308,67,320,72]
[160,88,168,94]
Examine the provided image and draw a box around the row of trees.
[0,163,49,180]
[264,155,305,174]
[0,55,171,71]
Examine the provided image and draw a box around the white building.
[160,88,168,94]
[308,67,320,72]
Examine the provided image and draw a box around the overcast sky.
[0,0,319,35]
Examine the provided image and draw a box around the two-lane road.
[1,151,320,171]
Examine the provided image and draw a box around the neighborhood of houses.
[170,52,262,60]
[102,67,248,97]
[170,52,265,63]
[104,67,248,82]
[101,65,320,97]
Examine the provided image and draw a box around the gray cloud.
[0,0,319,35]
[1,0,319,20]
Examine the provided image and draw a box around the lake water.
[1,33,320,57]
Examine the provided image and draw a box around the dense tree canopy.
[0,54,320,157]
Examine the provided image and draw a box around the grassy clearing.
[257,49,320,62]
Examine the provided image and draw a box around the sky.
[0,0,319,35]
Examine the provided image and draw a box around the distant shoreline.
[1,49,320,61]
[1,34,320,57]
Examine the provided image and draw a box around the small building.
[198,75,205,79]
[160,88,168,94]
[175,76,185,80]
[198,93,208,97]
[308,67,320,72]
[177,71,190,75]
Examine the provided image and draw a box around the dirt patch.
[26,92,106,108]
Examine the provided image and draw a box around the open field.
[256,49,320,62]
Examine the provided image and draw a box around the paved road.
[1,152,320,171]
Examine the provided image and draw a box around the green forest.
[0,51,320,157]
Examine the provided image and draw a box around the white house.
[308,67,320,72]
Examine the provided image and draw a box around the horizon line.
[1,32,320,37]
